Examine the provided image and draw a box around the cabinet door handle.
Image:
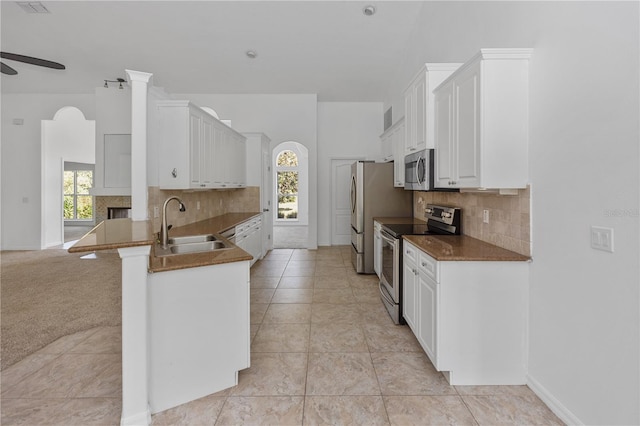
[171,168,178,178]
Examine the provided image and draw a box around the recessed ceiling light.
[245,50,257,59]
[362,5,376,16]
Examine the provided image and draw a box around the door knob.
[263,208,270,212]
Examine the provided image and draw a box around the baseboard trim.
[527,374,583,425]
[120,406,151,426]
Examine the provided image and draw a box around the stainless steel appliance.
[350,161,412,274]
[379,204,461,324]
[404,149,435,191]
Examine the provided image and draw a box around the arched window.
[276,150,299,220]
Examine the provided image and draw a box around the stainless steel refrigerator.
[350,161,412,273]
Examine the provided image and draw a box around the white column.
[118,245,151,426]
[125,70,153,221]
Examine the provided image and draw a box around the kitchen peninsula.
[69,212,259,424]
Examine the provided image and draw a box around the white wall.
[170,94,318,248]
[316,102,383,246]
[1,94,95,250]
[92,86,132,196]
[387,2,639,424]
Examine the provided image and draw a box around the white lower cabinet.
[148,260,250,414]
[403,240,528,385]
[402,240,418,330]
[235,215,263,266]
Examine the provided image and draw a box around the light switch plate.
[591,226,614,252]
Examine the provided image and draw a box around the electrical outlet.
[483,209,490,224]
[197,201,201,210]
[591,226,614,253]
[153,206,159,218]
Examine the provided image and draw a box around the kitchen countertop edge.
[403,234,531,262]
[68,213,261,272]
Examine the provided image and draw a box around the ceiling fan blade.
[1,62,18,75]
[0,52,65,70]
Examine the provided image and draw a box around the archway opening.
[41,106,95,248]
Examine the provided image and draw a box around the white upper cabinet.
[392,119,406,188]
[434,49,532,189]
[379,117,406,187]
[404,64,462,156]
[157,100,247,189]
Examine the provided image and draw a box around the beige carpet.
[1,248,121,370]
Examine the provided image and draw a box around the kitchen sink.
[170,240,229,254]
[168,234,216,245]
[155,234,233,257]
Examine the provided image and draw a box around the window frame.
[63,169,94,223]
[275,151,299,222]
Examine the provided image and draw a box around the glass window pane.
[64,195,75,219]
[278,195,298,220]
[63,171,74,195]
[76,171,93,194]
[277,171,298,195]
[276,150,298,167]
[76,196,93,219]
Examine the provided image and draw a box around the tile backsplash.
[413,187,531,256]
[147,186,260,231]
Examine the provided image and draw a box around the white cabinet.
[417,252,438,362]
[434,49,532,189]
[212,128,247,188]
[373,221,382,277]
[148,260,250,413]
[404,64,461,156]
[380,131,394,163]
[402,239,528,385]
[158,100,247,189]
[234,215,263,266]
[379,118,406,188]
[402,240,418,330]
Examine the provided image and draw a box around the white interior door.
[331,158,361,245]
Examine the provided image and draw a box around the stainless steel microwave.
[404,149,434,191]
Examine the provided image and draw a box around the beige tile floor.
[1,247,564,425]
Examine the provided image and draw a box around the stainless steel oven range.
[379,204,461,324]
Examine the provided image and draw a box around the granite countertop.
[373,217,427,225]
[404,234,530,262]
[68,212,261,272]
[67,218,155,253]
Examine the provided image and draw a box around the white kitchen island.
[147,260,250,414]
[69,216,254,425]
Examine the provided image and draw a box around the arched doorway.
[273,141,308,248]
[41,107,95,248]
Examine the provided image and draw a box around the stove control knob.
[425,208,433,214]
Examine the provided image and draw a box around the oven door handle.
[379,281,396,306]
[380,231,397,246]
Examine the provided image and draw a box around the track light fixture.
[104,78,126,89]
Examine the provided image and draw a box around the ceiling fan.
[0,51,65,75]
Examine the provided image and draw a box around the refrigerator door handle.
[350,175,357,214]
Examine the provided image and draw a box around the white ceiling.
[0,1,424,100]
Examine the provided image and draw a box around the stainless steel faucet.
[159,196,186,248]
